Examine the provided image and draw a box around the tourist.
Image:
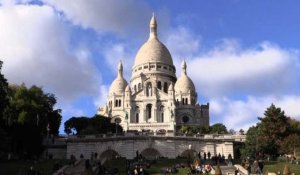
[235,168,240,175]
[134,167,138,175]
[139,167,144,175]
[70,154,76,166]
[207,152,211,159]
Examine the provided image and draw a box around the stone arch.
[111,116,122,123]
[141,148,161,159]
[99,149,120,161]
[181,149,197,158]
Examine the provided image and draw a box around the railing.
[66,133,246,141]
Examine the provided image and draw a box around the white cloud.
[102,43,135,81]
[210,95,300,131]
[188,41,299,98]
[93,84,109,108]
[0,3,101,104]
[43,0,152,35]
[163,26,300,130]
[165,26,201,60]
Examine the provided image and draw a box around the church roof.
[109,61,128,95]
[133,14,174,67]
[174,60,195,94]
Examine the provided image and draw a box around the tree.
[281,134,300,156]
[0,60,9,118]
[64,115,123,135]
[1,84,62,158]
[241,126,259,159]
[241,104,297,159]
[64,116,89,135]
[210,123,228,134]
[256,104,290,157]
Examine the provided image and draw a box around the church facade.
[98,15,209,132]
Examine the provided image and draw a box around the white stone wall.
[66,136,235,160]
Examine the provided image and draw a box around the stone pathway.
[57,160,94,175]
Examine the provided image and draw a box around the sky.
[1,0,300,133]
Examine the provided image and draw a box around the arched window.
[146,104,152,120]
[138,83,141,90]
[185,98,188,105]
[157,81,162,90]
[182,116,189,123]
[134,85,137,92]
[115,100,118,107]
[118,99,121,107]
[135,106,140,123]
[159,105,164,123]
[182,98,184,105]
[163,82,168,93]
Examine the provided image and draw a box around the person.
[27,166,35,175]
[139,167,144,175]
[246,164,251,175]
[70,154,76,166]
[235,168,240,175]
[85,159,90,169]
[134,167,138,175]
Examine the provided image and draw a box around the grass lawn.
[263,161,300,175]
[0,159,69,175]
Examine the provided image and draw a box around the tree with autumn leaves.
[242,104,300,159]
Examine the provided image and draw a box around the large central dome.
[134,38,173,67]
[133,15,174,68]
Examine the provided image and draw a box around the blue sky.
[1,0,300,133]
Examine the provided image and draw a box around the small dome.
[175,75,195,93]
[109,61,128,95]
[133,14,174,68]
[109,78,128,95]
[168,83,174,91]
[174,60,195,93]
[125,85,131,92]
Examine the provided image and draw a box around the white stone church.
[98,15,209,132]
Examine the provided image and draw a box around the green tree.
[64,115,123,135]
[64,116,89,135]
[1,84,62,158]
[0,60,9,118]
[241,126,259,159]
[257,104,290,157]
[210,123,228,134]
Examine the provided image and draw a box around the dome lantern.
[149,13,157,40]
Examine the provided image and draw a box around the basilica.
[98,15,209,132]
